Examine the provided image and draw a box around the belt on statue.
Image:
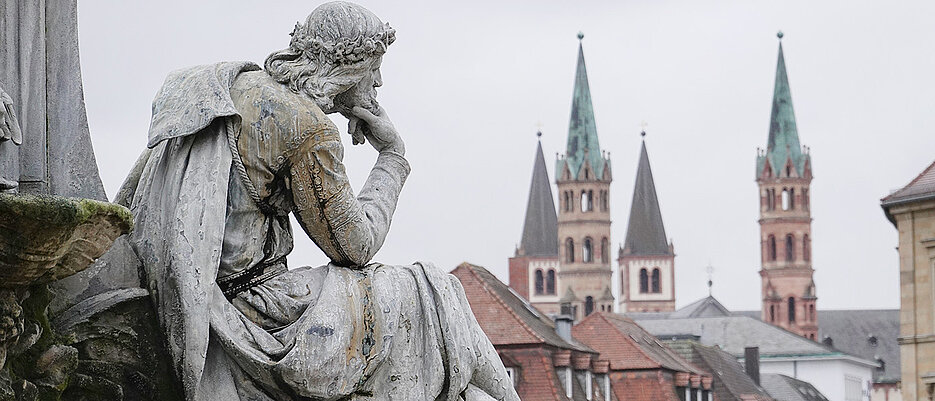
[217,258,288,299]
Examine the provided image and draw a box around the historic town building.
[882,160,935,401]
[618,137,676,313]
[755,33,817,339]
[554,34,614,321]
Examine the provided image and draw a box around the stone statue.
[0,86,21,191]
[119,2,518,400]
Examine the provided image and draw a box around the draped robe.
[128,62,518,401]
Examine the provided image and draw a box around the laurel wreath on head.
[289,22,396,65]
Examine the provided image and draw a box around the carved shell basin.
[0,194,132,288]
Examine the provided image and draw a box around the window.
[565,238,575,263]
[767,188,775,210]
[803,234,810,262]
[639,269,649,293]
[803,188,810,210]
[781,188,790,210]
[651,268,661,293]
[601,190,608,211]
[601,237,609,263]
[546,269,556,295]
[785,234,795,262]
[789,188,795,210]
[809,304,815,321]
[534,269,544,295]
[585,296,594,316]
[844,375,862,401]
[767,235,777,261]
[581,191,593,212]
[504,367,516,386]
[583,238,593,263]
[563,192,569,212]
[788,297,796,323]
[769,305,775,322]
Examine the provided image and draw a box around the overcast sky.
[76,1,935,311]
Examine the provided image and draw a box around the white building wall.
[626,259,673,301]
[759,358,874,401]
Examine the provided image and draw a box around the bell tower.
[756,32,817,340]
[555,33,614,322]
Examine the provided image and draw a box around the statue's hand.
[350,106,405,156]
[0,87,22,145]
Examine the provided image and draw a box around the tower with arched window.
[554,34,614,321]
[618,137,675,313]
[755,32,817,339]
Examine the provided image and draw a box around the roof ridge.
[462,263,548,345]
[882,159,935,202]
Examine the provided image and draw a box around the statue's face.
[333,56,383,114]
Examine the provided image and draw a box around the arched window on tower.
[782,189,791,210]
[601,237,609,263]
[788,297,796,323]
[790,188,795,210]
[809,303,815,322]
[769,188,776,210]
[583,237,593,263]
[585,296,594,316]
[804,189,810,211]
[769,305,776,322]
[785,234,795,262]
[803,234,811,262]
[639,268,649,294]
[601,190,608,211]
[581,191,593,212]
[562,192,569,212]
[546,269,555,295]
[565,238,575,263]
[767,235,777,261]
[534,270,544,295]
[651,268,661,293]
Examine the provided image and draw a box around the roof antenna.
[706,264,715,297]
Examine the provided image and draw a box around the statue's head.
[265,1,395,112]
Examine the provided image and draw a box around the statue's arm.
[288,125,410,267]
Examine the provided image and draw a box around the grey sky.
[76,0,935,311]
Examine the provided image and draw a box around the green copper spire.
[558,33,607,180]
[757,32,809,178]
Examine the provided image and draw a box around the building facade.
[882,160,935,401]
[554,35,614,321]
[619,138,676,313]
[755,33,817,339]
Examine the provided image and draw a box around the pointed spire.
[624,138,670,255]
[519,134,559,256]
[760,31,807,177]
[560,32,605,180]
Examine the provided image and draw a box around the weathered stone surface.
[0,0,105,199]
[0,194,132,288]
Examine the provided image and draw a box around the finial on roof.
[577,31,584,41]
[640,121,649,139]
[777,30,784,40]
[536,130,542,139]
[706,265,715,296]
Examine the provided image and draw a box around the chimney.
[555,314,573,341]
[744,347,760,385]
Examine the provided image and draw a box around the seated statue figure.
[122,2,518,400]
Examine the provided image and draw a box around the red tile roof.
[610,372,680,401]
[573,313,707,376]
[504,348,569,401]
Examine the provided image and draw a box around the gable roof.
[760,374,829,401]
[451,262,594,353]
[666,340,774,401]
[557,37,607,181]
[634,315,876,367]
[623,141,671,255]
[881,160,935,222]
[669,296,731,319]
[519,140,559,256]
[573,313,705,375]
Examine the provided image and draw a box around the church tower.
[555,33,614,321]
[619,134,675,313]
[756,32,817,340]
[509,133,562,314]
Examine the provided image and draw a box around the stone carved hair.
[265,2,395,110]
